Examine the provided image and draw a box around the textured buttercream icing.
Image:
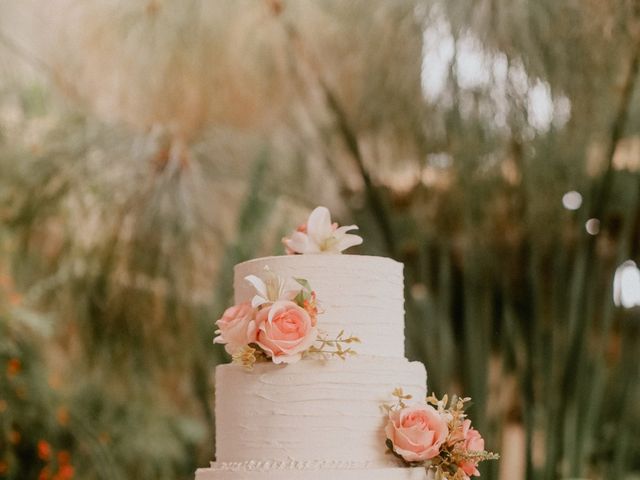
[234,255,405,357]
[196,460,428,479]
[215,357,427,463]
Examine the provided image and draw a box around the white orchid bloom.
[283,206,363,254]
[245,268,296,308]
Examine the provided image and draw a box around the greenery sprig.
[232,344,267,371]
[382,387,414,413]
[305,330,361,360]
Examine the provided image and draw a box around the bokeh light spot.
[613,261,640,308]
[585,218,600,235]
[562,191,582,210]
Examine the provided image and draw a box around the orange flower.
[38,466,51,480]
[37,440,51,460]
[57,451,71,465]
[54,464,74,480]
[7,358,21,376]
[0,460,8,474]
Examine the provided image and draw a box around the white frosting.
[234,255,405,358]
[214,357,427,464]
[196,460,428,479]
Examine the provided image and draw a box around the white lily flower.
[283,206,363,254]
[245,268,296,308]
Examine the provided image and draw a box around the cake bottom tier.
[195,460,428,480]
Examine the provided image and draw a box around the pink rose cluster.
[214,275,319,365]
[385,402,488,479]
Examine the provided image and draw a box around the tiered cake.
[196,253,429,479]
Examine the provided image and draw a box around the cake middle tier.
[214,357,427,463]
[233,255,405,357]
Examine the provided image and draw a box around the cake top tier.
[234,254,406,358]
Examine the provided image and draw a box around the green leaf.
[293,291,306,307]
[294,277,312,292]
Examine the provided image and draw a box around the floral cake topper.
[214,267,359,368]
[383,389,499,479]
[282,206,363,254]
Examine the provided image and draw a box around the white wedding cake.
[196,254,428,479]
[195,207,429,479]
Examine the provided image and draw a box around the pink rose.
[213,302,257,355]
[255,300,317,364]
[459,420,485,477]
[385,405,449,462]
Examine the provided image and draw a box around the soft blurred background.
[0,0,639,479]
